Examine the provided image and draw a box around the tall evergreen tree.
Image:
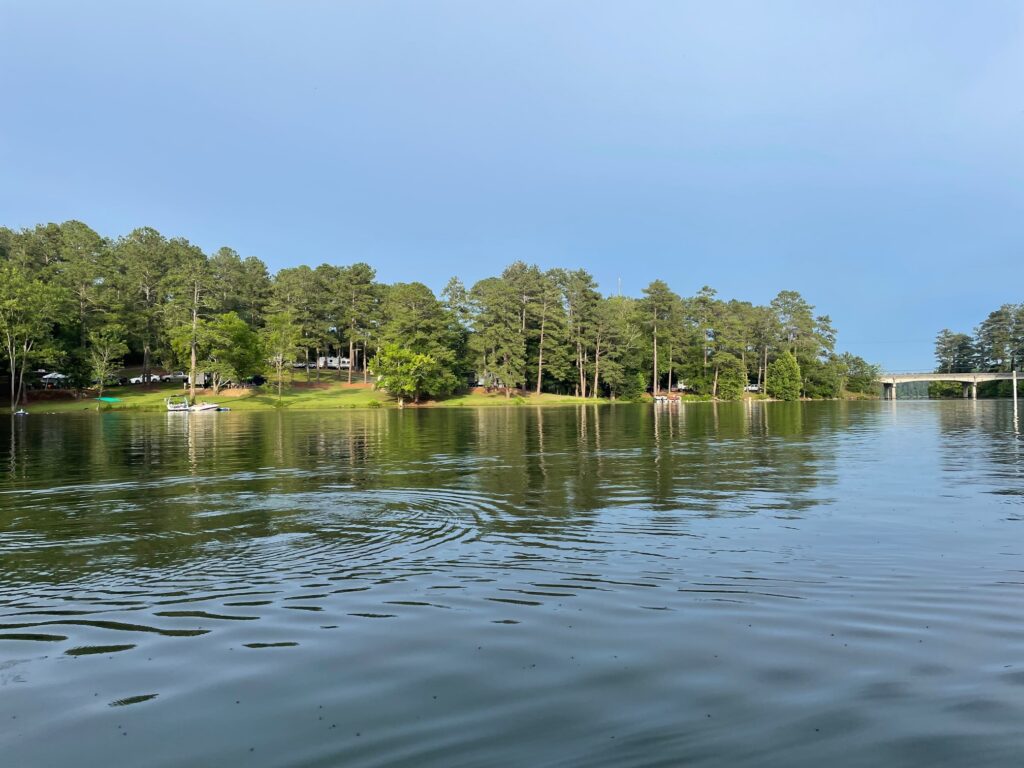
[114,227,171,382]
[767,351,802,401]
[469,276,526,394]
[335,263,378,382]
[639,280,679,396]
[163,238,212,399]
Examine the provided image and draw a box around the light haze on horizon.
[2,1,1021,371]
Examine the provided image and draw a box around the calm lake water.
[1,401,1022,767]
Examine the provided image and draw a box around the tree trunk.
[189,317,198,401]
[348,335,354,384]
[16,345,28,408]
[652,324,659,396]
[712,363,720,398]
[79,293,88,351]
[579,347,584,399]
[667,343,673,393]
[7,351,16,410]
[535,315,546,395]
[578,345,587,399]
[592,337,601,399]
[189,283,201,401]
[16,351,27,408]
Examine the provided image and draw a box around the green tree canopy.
[88,323,129,402]
[767,351,802,401]
[261,311,303,398]
[0,263,61,407]
[372,343,458,404]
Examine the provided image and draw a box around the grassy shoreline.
[6,382,608,414]
[4,382,882,414]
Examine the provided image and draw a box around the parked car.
[163,371,189,383]
[129,374,161,384]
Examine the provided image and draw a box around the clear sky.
[2,2,1021,370]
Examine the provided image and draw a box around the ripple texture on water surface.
[1,403,1022,767]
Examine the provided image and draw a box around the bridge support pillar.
[972,381,978,400]
[962,383,971,399]
[882,382,894,400]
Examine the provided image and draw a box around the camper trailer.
[316,356,351,370]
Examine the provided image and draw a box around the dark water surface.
[1,402,1022,767]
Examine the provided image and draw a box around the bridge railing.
[878,371,1017,375]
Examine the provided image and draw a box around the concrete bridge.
[877,371,1018,400]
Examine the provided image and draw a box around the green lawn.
[11,383,875,414]
[14,382,389,413]
[212,385,389,410]
[426,391,605,407]
[12,383,606,414]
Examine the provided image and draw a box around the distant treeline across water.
[928,307,1023,398]
[0,220,878,407]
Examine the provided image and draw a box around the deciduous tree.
[88,324,128,403]
[0,263,61,408]
[371,343,458,404]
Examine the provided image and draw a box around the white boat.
[189,402,219,412]
[165,396,190,412]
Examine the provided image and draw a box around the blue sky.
[2,2,1021,370]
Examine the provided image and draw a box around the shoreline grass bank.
[4,382,883,414]
[6,382,608,414]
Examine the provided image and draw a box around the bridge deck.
[878,372,1016,384]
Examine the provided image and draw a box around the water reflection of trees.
[934,401,1023,501]
[0,403,842,586]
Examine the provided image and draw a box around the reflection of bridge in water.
[877,371,1018,400]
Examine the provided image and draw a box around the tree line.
[933,304,1023,397]
[935,304,1024,374]
[0,220,878,408]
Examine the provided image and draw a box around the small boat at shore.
[166,396,226,412]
